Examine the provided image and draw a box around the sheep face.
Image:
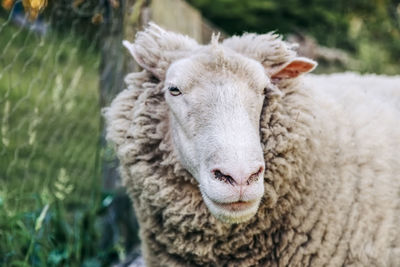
[123,23,317,224]
[164,48,268,223]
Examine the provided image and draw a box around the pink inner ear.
[271,59,316,79]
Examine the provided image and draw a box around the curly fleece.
[105,29,400,266]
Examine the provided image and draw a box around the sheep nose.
[212,166,264,186]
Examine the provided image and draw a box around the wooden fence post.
[99,0,144,258]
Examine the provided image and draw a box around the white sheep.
[105,23,400,266]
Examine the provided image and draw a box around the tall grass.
[0,14,118,266]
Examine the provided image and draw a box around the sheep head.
[123,24,317,224]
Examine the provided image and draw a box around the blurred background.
[0,0,399,266]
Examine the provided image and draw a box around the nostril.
[212,166,264,186]
[246,167,264,185]
[213,169,236,185]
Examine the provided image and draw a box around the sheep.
[104,23,400,266]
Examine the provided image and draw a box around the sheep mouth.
[202,193,260,223]
[211,200,256,212]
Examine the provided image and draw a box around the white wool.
[105,24,400,266]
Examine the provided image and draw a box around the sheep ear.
[222,33,317,80]
[270,57,317,79]
[123,23,199,80]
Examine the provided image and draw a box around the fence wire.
[0,1,135,265]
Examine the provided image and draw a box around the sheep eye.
[168,86,182,96]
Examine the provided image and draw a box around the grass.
[0,14,116,266]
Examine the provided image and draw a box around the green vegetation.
[188,0,400,74]
[0,15,116,266]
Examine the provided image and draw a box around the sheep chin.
[202,193,261,224]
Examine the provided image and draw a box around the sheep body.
[105,28,400,266]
